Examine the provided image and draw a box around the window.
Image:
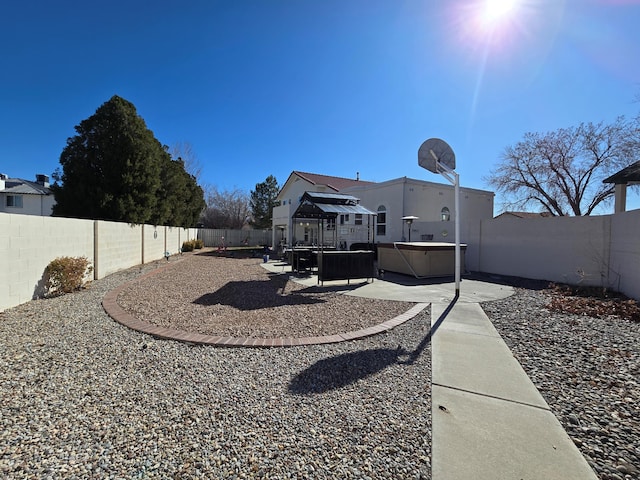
[441,207,450,221]
[326,217,336,230]
[355,214,363,225]
[376,205,386,236]
[340,214,349,225]
[6,195,23,208]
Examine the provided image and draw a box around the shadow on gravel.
[289,296,459,395]
[464,271,550,290]
[288,348,406,394]
[193,276,327,310]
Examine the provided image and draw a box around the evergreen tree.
[52,95,204,225]
[250,175,279,229]
[154,155,205,227]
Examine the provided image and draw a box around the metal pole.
[435,161,461,297]
[453,170,460,297]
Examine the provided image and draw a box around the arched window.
[441,207,450,222]
[377,205,387,236]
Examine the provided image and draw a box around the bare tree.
[201,186,250,229]
[170,141,203,183]
[486,117,639,215]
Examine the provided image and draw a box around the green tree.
[52,95,204,225]
[153,154,206,227]
[250,175,279,229]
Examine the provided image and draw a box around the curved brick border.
[101,260,428,347]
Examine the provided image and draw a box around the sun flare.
[479,0,520,30]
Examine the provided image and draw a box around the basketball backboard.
[418,138,456,173]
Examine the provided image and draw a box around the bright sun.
[479,0,520,30]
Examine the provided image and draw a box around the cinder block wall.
[610,210,640,298]
[142,225,166,264]
[1,214,93,310]
[478,209,640,300]
[94,221,142,279]
[0,213,200,312]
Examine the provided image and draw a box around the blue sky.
[2,0,639,213]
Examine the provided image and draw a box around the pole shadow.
[288,294,459,395]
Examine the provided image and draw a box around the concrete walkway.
[267,262,597,479]
[430,301,597,480]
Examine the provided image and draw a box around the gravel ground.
[3,253,639,479]
[116,253,417,338]
[0,257,432,479]
[482,288,640,480]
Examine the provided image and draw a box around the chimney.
[36,174,50,188]
[356,172,360,181]
[0,173,6,190]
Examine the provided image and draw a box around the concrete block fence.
[478,209,640,301]
[0,213,196,311]
[3,208,639,311]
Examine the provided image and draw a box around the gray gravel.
[0,259,432,479]
[482,288,640,480]
[4,255,639,480]
[116,254,416,338]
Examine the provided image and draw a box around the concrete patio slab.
[432,385,598,480]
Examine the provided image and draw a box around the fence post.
[93,220,99,280]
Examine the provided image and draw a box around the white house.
[272,171,375,248]
[0,174,55,216]
[272,171,494,271]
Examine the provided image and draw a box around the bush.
[181,239,204,252]
[181,240,194,252]
[45,256,93,297]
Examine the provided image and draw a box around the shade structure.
[292,191,377,219]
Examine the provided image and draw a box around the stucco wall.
[345,178,493,270]
[478,210,640,300]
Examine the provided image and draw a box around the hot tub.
[377,242,466,278]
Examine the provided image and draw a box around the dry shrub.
[181,239,203,252]
[547,283,640,322]
[45,256,93,297]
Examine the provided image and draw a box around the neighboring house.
[272,171,495,270]
[0,174,55,216]
[495,212,554,219]
[272,171,375,248]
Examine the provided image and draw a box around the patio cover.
[602,161,640,213]
[292,191,377,219]
[603,161,640,185]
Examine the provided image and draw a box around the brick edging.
[101,259,429,347]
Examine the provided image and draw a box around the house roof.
[603,161,640,184]
[495,211,554,219]
[292,171,375,192]
[1,178,51,195]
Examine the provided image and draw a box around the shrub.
[181,240,195,252]
[181,239,203,252]
[45,256,93,297]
